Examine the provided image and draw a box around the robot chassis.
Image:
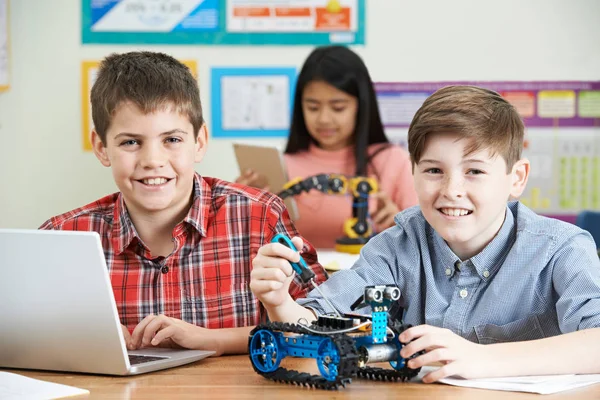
[248,285,421,390]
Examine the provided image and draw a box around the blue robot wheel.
[249,329,282,373]
[316,337,341,381]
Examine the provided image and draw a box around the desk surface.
[6,355,600,399]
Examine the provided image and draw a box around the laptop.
[0,229,214,375]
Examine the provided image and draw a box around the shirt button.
[161,266,169,274]
[483,270,490,278]
[445,268,452,276]
[459,289,468,298]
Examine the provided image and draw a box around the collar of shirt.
[431,203,516,281]
[111,173,210,255]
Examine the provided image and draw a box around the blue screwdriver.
[271,233,341,317]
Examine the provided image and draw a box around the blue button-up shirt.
[298,201,600,344]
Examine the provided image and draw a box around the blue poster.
[82,0,365,45]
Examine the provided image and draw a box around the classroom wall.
[1,0,599,228]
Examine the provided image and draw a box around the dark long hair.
[284,46,389,176]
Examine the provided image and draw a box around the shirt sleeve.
[551,230,600,332]
[296,227,405,315]
[39,219,55,230]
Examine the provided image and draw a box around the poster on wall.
[0,0,9,92]
[211,67,296,138]
[375,81,600,222]
[81,59,198,151]
[82,0,365,45]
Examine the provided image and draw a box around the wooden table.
[6,355,599,399]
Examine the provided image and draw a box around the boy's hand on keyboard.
[129,315,220,355]
[250,236,303,309]
[399,324,492,383]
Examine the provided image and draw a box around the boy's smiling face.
[92,101,206,219]
[413,132,529,260]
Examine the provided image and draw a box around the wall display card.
[211,67,296,138]
[375,81,600,221]
[81,59,198,151]
[0,0,9,91]
[82,0,364,45]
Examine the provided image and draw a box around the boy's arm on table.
[400,325,600,383]
[485,328,600,376]
[126,315,255,356]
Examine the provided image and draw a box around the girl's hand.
[370,191,399,229]
[235,169,269,190]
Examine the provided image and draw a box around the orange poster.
[227,0,361,38]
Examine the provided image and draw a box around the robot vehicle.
[248,284,421,390]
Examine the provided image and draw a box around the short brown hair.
[91,51,203,144]
[408,85,524,172]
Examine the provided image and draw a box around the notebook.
[0,229,214,376]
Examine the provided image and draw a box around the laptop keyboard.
[128,354,169,365]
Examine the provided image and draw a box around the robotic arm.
[277,173,347,198]
[278,174,378,254]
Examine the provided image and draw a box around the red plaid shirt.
[40,173,327,331]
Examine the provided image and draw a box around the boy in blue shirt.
[250,85,600,382]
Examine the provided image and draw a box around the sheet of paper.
[316,250,360,271]
[221,75,290,130]
[0,372,89,400]
[418,366,600,395]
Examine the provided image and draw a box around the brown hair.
[408,85,524,172]
[91,51,203,144]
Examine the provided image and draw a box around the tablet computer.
[233,143,299,221]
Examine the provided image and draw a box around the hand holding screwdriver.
[270,234,341,317]
[250,235,329,324]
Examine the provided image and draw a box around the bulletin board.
[374,81,600,221]
[80,59,198,151]
[210,66,297,138]
[82,0,365,45]
[0,0,9,92]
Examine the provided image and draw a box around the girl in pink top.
[237,46,418,248]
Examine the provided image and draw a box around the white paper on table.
[0,371,89,400]
[418,366,600,395]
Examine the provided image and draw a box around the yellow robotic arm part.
[348,177,378,198]
[335,176,378,254]
[277,174,378,254]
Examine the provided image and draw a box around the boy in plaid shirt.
[41,51,327,356]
